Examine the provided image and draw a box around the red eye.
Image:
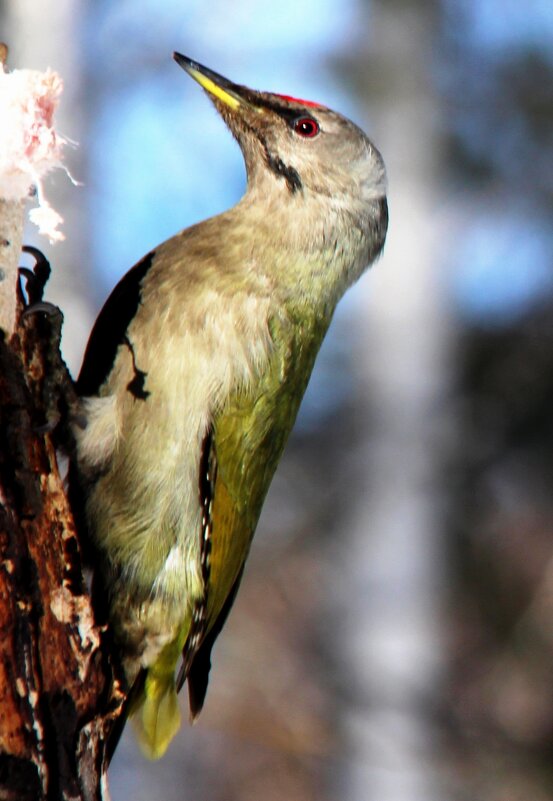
[293,117,320,138]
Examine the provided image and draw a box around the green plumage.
[209,309,330,620]
[133,307,331,757]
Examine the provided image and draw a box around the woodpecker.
[71,53,388,759]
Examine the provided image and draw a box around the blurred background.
[4,0,553,799]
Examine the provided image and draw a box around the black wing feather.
[186,566,245,719]
[77,251,155,396]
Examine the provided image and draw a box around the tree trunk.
[0,204,123,801]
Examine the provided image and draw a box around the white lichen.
[0,63,67,242]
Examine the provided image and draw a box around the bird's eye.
[293,117,320,138]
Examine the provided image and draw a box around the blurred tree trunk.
[340,2,453,799]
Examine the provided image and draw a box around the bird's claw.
[17,246,78,452]
[22,301,63,321]
[19,245,52,306]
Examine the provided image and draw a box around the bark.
[0,200,24,338]
[0,238,124,800]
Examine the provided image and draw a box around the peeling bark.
[0,296,125,801]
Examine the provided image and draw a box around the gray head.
[174,53,388,283]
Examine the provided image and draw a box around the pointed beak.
[173,52,261,113]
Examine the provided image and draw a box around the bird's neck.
[230,185,372,312]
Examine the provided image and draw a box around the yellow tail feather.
[132,670,181,760]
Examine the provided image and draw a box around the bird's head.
[173,53,388,294]
[173,53,386,212]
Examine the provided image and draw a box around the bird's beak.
[173,52,261,114]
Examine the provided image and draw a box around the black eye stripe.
[252,96,321,129]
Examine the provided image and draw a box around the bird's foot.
[18,247,80,450]
[19,245,52,306]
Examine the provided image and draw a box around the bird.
[69,52,388,759]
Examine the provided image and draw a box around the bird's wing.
[76,252,155,397]
[181,310,330,715]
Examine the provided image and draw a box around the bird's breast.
[77,286,275,608]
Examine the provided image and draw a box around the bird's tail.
[130,668,181,759]
[129,640,184,759]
